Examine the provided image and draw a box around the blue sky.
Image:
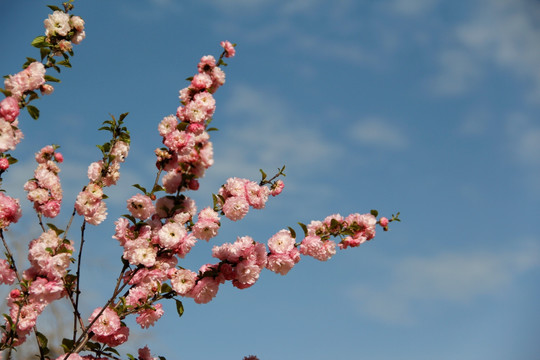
[1,0,540,359]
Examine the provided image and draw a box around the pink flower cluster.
[24,145,63,218]
[3,229,72,345]
[44,10,86,47]
[299,213,377,261]
[217,177,270,221]
[0,192,22,229]
[75,140,130,225]
[88,307,129,347]
[0,92,24,153]
[156,49,234,195]
[266,230,300,275]
[4,62,46,100]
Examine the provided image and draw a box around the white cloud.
[348,241,540,325]
[432,0,540,100]
[505,113,540,169]
[430,49,482,95]
[389,0,439,16]
[349,117,409,149]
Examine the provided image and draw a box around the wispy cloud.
[506,113,540,166]
[348,241,540,325]
[349,117,409,150]
[431,0,540,100]
[388,0,439,16]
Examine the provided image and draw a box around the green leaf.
[132,184,148,194]
[161,282,173,294]
[46,223,65,235]
[58,59,72,68]
[175,299,184,317]
[287,227,297,239]
[40,47,51,61]
[31,36,48,48]
[370,209,379,217]
[36,331,49,348]
[152,184,165,193]
[104,347,120,356]
[47,5,62,11]
[298,222,308,237]
[206,127,219,132]
[44,74,60,83]
[61,338,74,353]
[118,112,129,122]
[27,105,40,120]
[259,169,267,181]
[127,354,136,360]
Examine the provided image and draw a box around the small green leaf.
[61,338,75,353]
[47,5,62,11]
[175,299,184,317]
[298,222,308,236]
[27,105,40,120]
[46,223,65,235]
[207,127,219,132]
[44,74,60,83]
[259,169,267,181]
[132,184,148,194]
[287,227,297,239]
[161,283,173,294]
[31,36,47,48]
[370,209,379,217]
[127,354,136,360]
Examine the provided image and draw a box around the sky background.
[1,0,540,359]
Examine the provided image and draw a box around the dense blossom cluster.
[4,229,72,345]
[0,4,399,358]
[75,139,130,225]
[24,145,64,218]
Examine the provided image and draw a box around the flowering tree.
[0,2,399,360]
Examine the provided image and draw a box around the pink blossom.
[299,235,336,261]
[94,325,129,347]
[0,259,16,285]
[198,55,216,73]
[26,62,47,90]
[44,10,71,37]
[379,217,389,227]
[127,194,155,220]
[220,40,236,58]
[89,307,121,337]
[192,219,220,241]
[0,118,23,152]
[158,115,178,136]
[169,268,197,295]
[0,193,22,229]
[111,141,130,162]
[162,170,183,193]
[136,303,164,329]
[54,152,63,162]
[268,230,295,254]
[188,276,220,304]
[157,222,186,249]
[0,96,20,122]
[244,181,269,209]
[270,179,284,196]
[71,30,86,45]
[266,252,299,275]
[40,83,54,95]
[138,346,158,360]
[0,158,9,170]
[70,15,85,31]
[191,73,213,90]
[222,196,249,221]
